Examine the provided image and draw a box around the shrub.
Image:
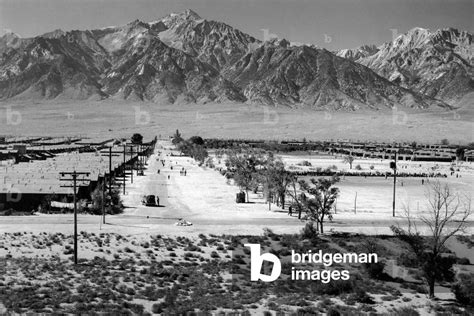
[63,248,74,255]
[312,279,354,296]
[348,289,375,304]
[397,252,419,268]
[364,261,390,280]
[184,244,201,252]
[452,273,474,306]
[295,306,320,315]
[327,308,341,316]
[457,257,471,265]
[456,235,474,248]
[390,306,420,316]
[152,303,163,314]
[300,222,318,239]
[437,255,456,282]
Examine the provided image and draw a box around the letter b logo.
[245,244,281,282]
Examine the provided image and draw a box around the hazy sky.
[0,0,472,50]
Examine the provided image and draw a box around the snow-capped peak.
[182,9,201,20]
[391,27,431,48]
[160,9,204,28]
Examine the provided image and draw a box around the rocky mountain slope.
[157,9,259,70]
[338,27,473,105]
[0,15,245,103]
[0,10,466,110]
[223,39,441,109]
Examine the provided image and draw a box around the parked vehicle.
[175,218,192,226]
[142,195,158,206]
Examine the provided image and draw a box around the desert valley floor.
[1,99,473,143]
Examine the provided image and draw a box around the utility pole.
[122,144,138,189]
[108,147,112,197]
[136,144,140,176]
[100,147,122,223]
[123,145,126,194]
[126,143,144,180]
[354,192,357,214]
[100,147,116,197]
[60,171,90,265]
[130,145,134,184]
[391,151,398,217]
[102,176,106,224]
[137,144,142,176]
[101,144,138,196]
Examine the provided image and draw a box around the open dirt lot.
[279,153,474,222]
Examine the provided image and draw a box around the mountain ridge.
[337,27,473,105]
[1,10,469,110]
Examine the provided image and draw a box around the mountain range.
[336,27,473,106]
[0,9,472,110]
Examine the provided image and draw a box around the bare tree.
[391,181,472,298]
